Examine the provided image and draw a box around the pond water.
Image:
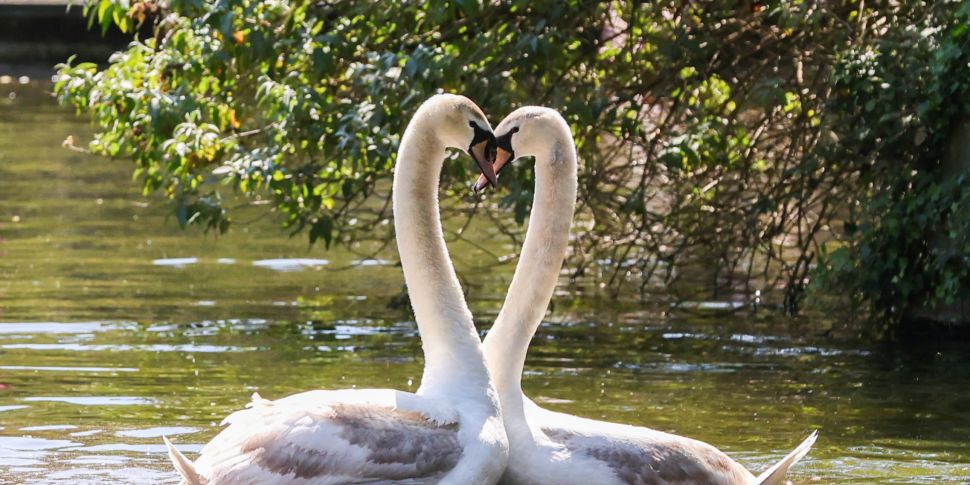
[1,81,969,484]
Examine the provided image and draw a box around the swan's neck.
[482,138,577,431]
[393,119,492,397]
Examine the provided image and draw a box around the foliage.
[57,0,970,334]
[814,1,970,333]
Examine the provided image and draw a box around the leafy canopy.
[58,0,970,334]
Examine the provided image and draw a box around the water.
[1,80,969,483]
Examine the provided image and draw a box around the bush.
[814,1,970,334]
[57,0,970,335]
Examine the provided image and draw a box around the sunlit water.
[1,81,969,484]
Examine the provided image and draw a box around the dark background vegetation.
[49,0,970,338]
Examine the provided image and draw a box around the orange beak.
[473,146,513,192]
[469,138,497,188]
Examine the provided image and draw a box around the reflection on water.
[252,258,330,271]
[151,257,200,267]
[0,322,136,334]
[1,83,969,484]
[21,397,157,406]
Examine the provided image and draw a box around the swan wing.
[190,390,462,484]
[530,401,752,485]
[541,424,750,485]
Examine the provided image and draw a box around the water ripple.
[0,321,136,335]
[351,258,393,267]
[252,258,329,272]
[0,436,80,450]
[19,425,77,432]
[115,426,199,439]
[0,365,138,373]
[2,343,257,353]
[22,396,157,406]
[151,257,198,267]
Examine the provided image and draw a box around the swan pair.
[164,94,816,484]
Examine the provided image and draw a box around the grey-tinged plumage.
[176,391,463,484]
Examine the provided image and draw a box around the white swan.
[475,106,817,485]
[163,94,509,485]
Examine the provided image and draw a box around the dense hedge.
[57,1,970,335]
[815,2,970,332]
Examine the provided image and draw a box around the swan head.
[472,106,570,192]
[423,94,498,188]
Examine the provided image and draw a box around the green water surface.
[1,81,969,484]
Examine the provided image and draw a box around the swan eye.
[468,121,492,145]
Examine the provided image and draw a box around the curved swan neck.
[393,111,491,395]
[482,129,577,427]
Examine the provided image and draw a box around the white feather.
[163,95,508,485]
[481,107,816,485]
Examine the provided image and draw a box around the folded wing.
[185,390,462,484]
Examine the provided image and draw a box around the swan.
[163,94,509,485]
[474,106,817,485]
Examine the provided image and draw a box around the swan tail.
[163,436,204,485]
[753,430,818,485]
